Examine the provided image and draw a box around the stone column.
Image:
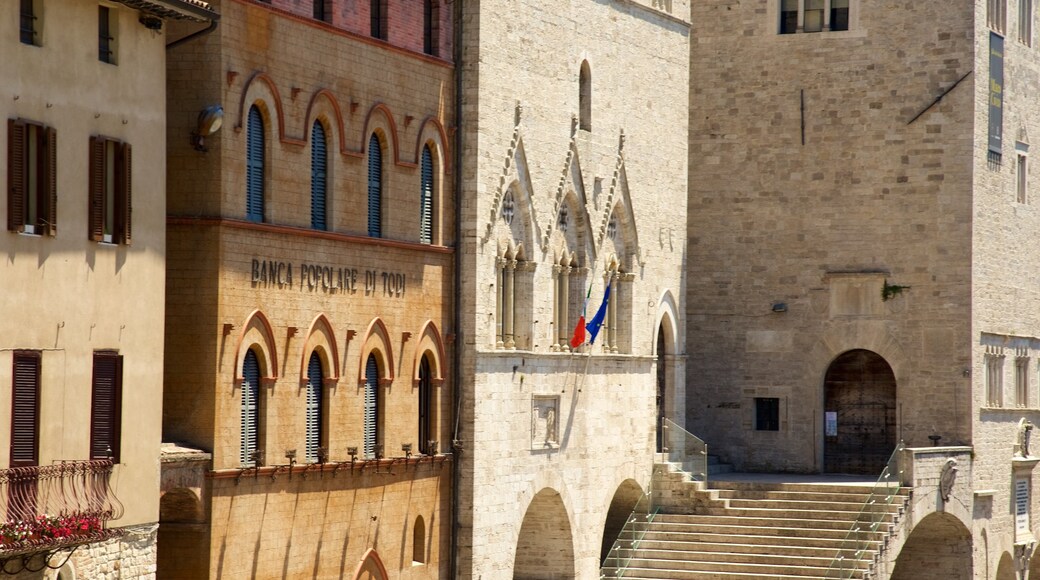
[504,260,516,349]
[608,272,619,353]
[559,266,571,351]
[551,264,561,351]
[495,258,505,349]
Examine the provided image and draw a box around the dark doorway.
[656,329,666,452]
[823,349,896,474]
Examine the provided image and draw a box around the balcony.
[0,460,124,559]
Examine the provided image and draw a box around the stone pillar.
[608,272,619,353]
[559,266,571,351]
[551,264,561,351]
[495,258,505,349]
[504,260,516,349]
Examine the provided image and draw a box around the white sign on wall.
[1016,477,1030,535]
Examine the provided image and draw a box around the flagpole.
[575,346,593,392]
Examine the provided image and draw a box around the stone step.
[724,498,903,513]
[620,527,882,546]
[693,506,897,523]
[613,548,871,570]
[714,489,880,503]
[709,481,908,496]
[603,558,854,578]
[602,569,861,580]
[709,463,735,475]
[650,514,878,532]
[628,538,875,559]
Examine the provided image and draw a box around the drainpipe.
[166,18,219,51]
[450,0,464,577]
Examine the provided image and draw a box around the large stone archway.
[997,551,1016,580]
[824,349,897,474]
[514,488,575,580]
[890,512,972,580]
[600,479,644,564]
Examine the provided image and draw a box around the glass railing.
[661,418,707,482]
[600,484,657,579]
[824,442,907,579]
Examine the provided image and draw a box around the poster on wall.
[989,32,1004,155]
[825,411,838,437]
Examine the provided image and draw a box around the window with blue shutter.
[367,134,382,238]
[364,354,379,458]
[420,146,433,244]
[306,352,323,463]
[418,356,432,454]
[311,122,327,231]
[246,107,265,223]
[241,350,261,466]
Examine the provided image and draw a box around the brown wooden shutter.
[118,142,131,245]
[44,127,56,236]
[11,352,40,467]
[90,353,122,461]
[8,119,26,233]
[88,136,104,241]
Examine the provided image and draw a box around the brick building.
[159,1,454,578]
[686,0,1040,577]
[0,1,216,579]
[454,0,690,577]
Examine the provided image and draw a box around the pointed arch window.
[420,146,434,244]
[413,516,427,564]
[241,349,261,466]
[367,134,382,237]
[579,61,591,131]
[364,354,381,458]
[246,106,265,223]
[418,356,433,454]
[306,352,324,463]
[311,122,328,230]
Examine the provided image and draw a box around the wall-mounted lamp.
[426,440,439,456]
[191,105,224,152]
[374,444,384,460]
[347,446,358,464]
[402,443,412,459]
[771,302,788,313]
[249,449,265,468]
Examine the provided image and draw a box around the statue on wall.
[1017,418,1035,458]
[939,458,958,503]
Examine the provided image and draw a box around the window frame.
[89,351,123,462]
[990,0,1008,33]
[20,0,38,46]
[986,352,1005,407]
[8,119,56,236]
[1022,0,1034,45]
[98,5,116,65]
[11,351,41,468]
[779,0,851,34]
[1016,356,1030,408]
[88,135,131,244]
[1019,152,1029,203]
[754,397,781,431]
[370,0,388,40]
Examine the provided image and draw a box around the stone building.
[454,0,691,577]
[159,1,455,578]
[0,1,216,579]
[685,0,1040,577]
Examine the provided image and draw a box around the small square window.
[755,397,780,431]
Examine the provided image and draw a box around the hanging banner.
[989,32,1004,155]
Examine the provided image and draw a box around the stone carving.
[1017,418,1035,458]
[531,396,560,449]
[939,458,958,502]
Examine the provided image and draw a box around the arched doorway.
[600,480,644,564]
[823,349,896,474]
[890,512,971,580]
[656,329,666,451]
[514,488,575,579]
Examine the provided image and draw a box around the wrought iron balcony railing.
[0,460,124,557]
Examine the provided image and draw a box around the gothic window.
[607,214,618,241]
[579,61,591,131]
[241,349,261,466]
[557,205,569,234]
[364,354,381,458]
[986,351,1005,407]
[495,248,531,350]
[501,191,515,225]
[305,352,324,463]
[418,356,433,454]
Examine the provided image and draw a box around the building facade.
[0,1,215,578]
[160,1,455,578]
[455,0,691,577]
[687,0,1040,577]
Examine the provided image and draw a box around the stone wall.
[10,524,158,580]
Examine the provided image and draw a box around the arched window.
[367,134,382,238]
[420,146,434,244]
[241,349,261,466]
[579,61,591,132]
[246,106,265,222]
[364,354,380,458]
[370,0,387,40]
[423,0,439,56]
[311,122,327,231]
[305,351,324,463]
[418,356,432,453]
[412,516,427,564]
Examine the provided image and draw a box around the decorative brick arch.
[235,72,299,145]
[412,320,446,387]
[351,548,389,580]
[304,89,352,157]
[357,318,394,387]
[361,102,409,167]
[300,314,340,388]
[414,116,450,172]
[233,309,279,383]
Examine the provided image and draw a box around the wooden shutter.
[306,352,323,463]
[420,146,433,244]
[418,357,431,454]
[88,136,105,241]
[11,352,40,467]
[8,119,26,233]
[90,353,122,461]
[367,134,382,237]
[310,123,327,231]
[246,107,265,223]
[363,355,378,458]
[117,142,131,245]
[241,350,260,465]
[44,127,56,236]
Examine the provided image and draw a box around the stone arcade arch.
[514,488,575,580]
[600,479,644,564]
[996,551,1015,580]
[823,349,897,474]
[352,548,389,580]
[890,512,972,580]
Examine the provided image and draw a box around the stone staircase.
[602,474,911,580]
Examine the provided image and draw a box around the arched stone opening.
[353,548,389,580]
[1028,545,1040,579]
[600,479,644,564]
[159,488,203,523]
[514,488,575,580]
[997,551,1015,580]
[890,512,972,580]
[823,349,896,474]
